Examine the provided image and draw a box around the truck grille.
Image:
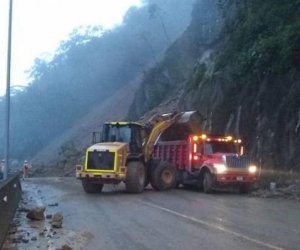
[87,151,115,171]
[224,155,252,169]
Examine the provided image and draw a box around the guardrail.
[0,175,22,249]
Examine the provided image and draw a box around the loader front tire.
[126,161,145,194]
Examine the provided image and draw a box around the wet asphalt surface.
[12,177,300,250]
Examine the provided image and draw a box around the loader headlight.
[214,164,227,174]
[248,165,257,173]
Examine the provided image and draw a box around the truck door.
[188,137,204,171]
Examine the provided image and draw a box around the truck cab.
[153,133,259,194]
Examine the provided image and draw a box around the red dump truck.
[153,131,259,193]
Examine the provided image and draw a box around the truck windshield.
[204,141,237,154]
[103,124,131,143]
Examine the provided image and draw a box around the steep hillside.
[32,74,141,170]
[183,0,300,171]
[128,0,300,174]
[30,0,300,179]
[128,0,222,119]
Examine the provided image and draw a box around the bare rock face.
[51,213,63,228]
[26,206,46,220]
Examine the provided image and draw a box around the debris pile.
[2,188,67,249]
[250,180,300,201]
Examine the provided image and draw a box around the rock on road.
[10,178,300,250]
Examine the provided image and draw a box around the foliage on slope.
[129,0,300,171]
[217,0,300,81]
[128,0,221,119]
[184,0,300,170]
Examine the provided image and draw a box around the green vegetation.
[184,0,300,93]
[128,0,219,119]
[186,64,207,92]
[216,0,300,82]
[182,0,300,170]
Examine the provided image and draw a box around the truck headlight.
[248,165,257,173]
[214,164,227,174]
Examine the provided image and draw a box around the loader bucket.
[160,111,205,141]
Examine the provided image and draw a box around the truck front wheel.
[150,162,177,191]
[203,172,213,194]
[125,161,145,194]
[82,180,104,194]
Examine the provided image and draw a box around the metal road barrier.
[0,175,22,248]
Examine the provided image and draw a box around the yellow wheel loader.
[76,111,204,194]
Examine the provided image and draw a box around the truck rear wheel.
[125,161,145,194]
[150,162,177,191]
[203,172,213,194]
[82,180,103,194]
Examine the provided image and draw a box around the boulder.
[51,213,63,228]
[26,206,46,220]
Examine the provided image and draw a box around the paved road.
[17,178,300,250]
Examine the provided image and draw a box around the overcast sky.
[0,0,142,96]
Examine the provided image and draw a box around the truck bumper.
[76,171,126,182]
[216,174,258,184]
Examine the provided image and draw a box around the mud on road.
[3,177,300,250]
[3,179,92,250]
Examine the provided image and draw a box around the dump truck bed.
[153,140,189,171]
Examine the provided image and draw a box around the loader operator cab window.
[102,123,143,153]
[204,141,237,154]
[103,124,131,143]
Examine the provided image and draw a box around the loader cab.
[102,122,144,153]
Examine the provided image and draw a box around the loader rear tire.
[82,180,103,194]
[150,162,177,191]
[125,161,145,194]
